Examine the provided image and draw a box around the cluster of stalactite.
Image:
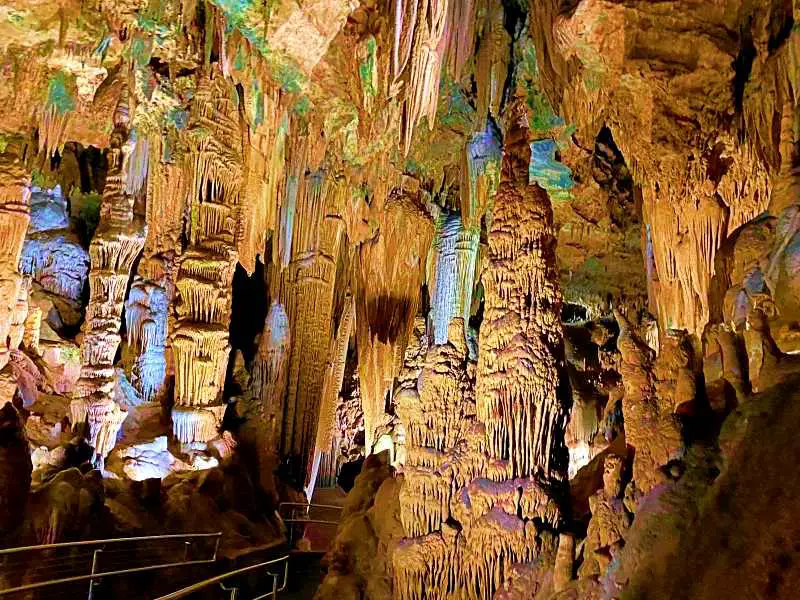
[355,189,434,453]
[271,163,346,482]
[71,84,146,464]
[309,293,355,493]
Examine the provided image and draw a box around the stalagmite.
[355,189,433,452]
[615,311,684,501]
[476,99,570,481]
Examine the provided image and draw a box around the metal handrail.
[281,519,340,525]
[0,532,222,597]
[278,502,344,511]
[155,555,290,600]
[277,502,342,523]
[0,532,222,555]
[278,503,342,549]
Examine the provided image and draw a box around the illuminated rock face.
[429,211,479,346]
[169,71,241,445]
[0,0,798,595]
[392,104,568,599]
[355,190,434,454]
[477,102,570,483]
[72,89,144,464]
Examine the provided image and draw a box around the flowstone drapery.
[355,189,434,453]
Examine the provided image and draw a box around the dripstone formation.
[0,0,798,598]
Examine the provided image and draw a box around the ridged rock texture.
[71,85,144,464]
[477,100,571,483]
[0,1,798,597]
[169,69,241,445]
[355,189,434,453]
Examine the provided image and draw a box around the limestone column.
[170,70,241,445]
[0,139,30,404]
[275,174,344,479]
[393,102,569,598]
[476,99,570,481]
[73,85,145,464]
[428,211,480,345]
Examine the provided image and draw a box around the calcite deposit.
[0,0,797,598]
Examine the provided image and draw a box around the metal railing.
[0,532,222,598]
[277,503,342,548]
[277,502,342,524]
[155,554,290,600]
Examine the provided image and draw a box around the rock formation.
[0,1,797,597]
[71,85,145,466]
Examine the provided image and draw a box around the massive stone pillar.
[73,87,145,463]
[393,101,569,599]
[170,70,241,445]
[477,100,570,482]
[269,169,344,483]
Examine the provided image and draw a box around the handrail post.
[212,535,221,561]
[87,547,103,600]
[183,541,191,562]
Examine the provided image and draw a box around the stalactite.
[144,136,186,259]
[444,0,477,80]
[356,189,434,452]
[239,88,284,274]
[38,106,70,159]
[429,211,480,345]
[313,293,355,467]
[275,171,344,473]
[475,3,510,126]
[395,0,450,155]
[461,124,502,231]
[476,100,570,482]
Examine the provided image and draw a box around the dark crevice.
[732,17,756,114]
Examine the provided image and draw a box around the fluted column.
[73,84,145,464]
[170,70,241,444]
